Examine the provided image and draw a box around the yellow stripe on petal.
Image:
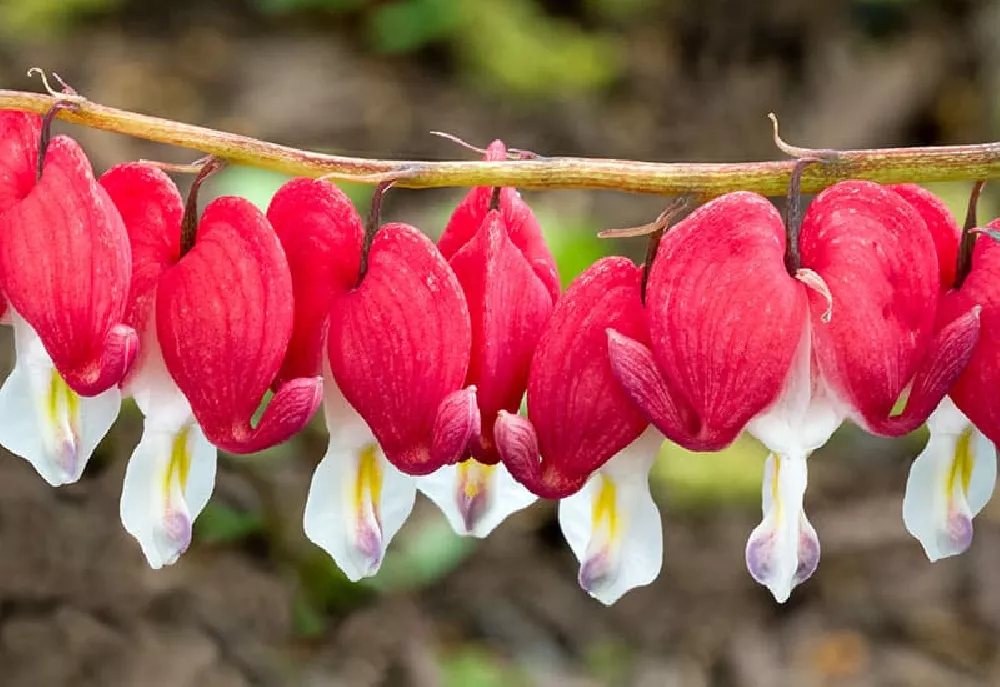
[163,425,193,503]
[458,459,495,500]
[46,370,80,432]
[591,474,620,542]
[948,428,975,498]
[557,428,665,605]
[418,459,536,537]
[770,454,782,522]
[44,369,81,480]
[354,444,383,523]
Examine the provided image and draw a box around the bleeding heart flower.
[609,182,980,601]
[495,257,663,603]
[326,222,478,476]
[269,178,412,581]
[418,140,557,537]
[0,110,137,486]
[154,177,323,455]
[99,163,216,568]
[904,195,1000,562]
[269,179,475,579]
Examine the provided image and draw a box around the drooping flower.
[609,182,980,601]
[0,110,137,486]
[269,178,409,581]
[99,163,217,568]
[903,188,1000,562]
[269,178,477,580]
[496,257,664,604]
[155,181,323,455]
[326,223,478,476]
[418,140,558,537]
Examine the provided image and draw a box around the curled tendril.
[768,113,841,161]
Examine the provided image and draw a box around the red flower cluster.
[1,109,997,605]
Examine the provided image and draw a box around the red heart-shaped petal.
[0,133,136,395]
[438,140,560,302]
[156,196,321,452]
[943,222,1000,444]
[887,183,961,290]
[801,181,965,434]
[267,178,363,385]
[100,163,184,334]
[497,256,648,498]
[327,223,474,474]
[638,192,807,450]
[448,209,556,464]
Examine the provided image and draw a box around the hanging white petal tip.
[149,509,193,569]
[352,523,385,578]
[47,439,79,487]
[418,459,536,538]
[0,313,121,488]
[121,419,217,571]
[903,401,996,563]
[745,515,820,603]
[457,488,488,535]
[578,549,616,599]
[746,453,819,603]
[304,438,416,583]
[558,429,664,606]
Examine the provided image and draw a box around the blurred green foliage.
[0,0,118,38]
[1,0,630,99]
[194,502,265,544]
[654,434,768,509]
[363,519,473,592]
[440,646,528,687]
[261,0,628,97]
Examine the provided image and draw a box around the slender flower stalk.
[3,89,1000,197]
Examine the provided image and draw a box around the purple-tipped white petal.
[303,374,416,581]
[120,325,217,568]
[903,397,997,562]
[0,311,120,485]
[417,458,537,537]
[745,452,819,603]
[557,427,664,605]
[120,421,215,568]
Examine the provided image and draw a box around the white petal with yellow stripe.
[303,374,416,581]
[0,311,121,486]
[120,322,217,569]
[903,397,996,562]
[417,457,536,537]
[744,322,840,603]
[557,427,664,605]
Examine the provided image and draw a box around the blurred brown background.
[2,0,1000,685]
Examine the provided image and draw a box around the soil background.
[2,1,1000,685]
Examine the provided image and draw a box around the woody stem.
[7,89,1000,197]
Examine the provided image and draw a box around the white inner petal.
[557,427,664,605]
[747,317,844,457]
[903,398,997,562]
[417,458,536,538]
[303,372,416,581]
[745,452,819,603]
[0,311,120,485]
[120,339,217,569]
